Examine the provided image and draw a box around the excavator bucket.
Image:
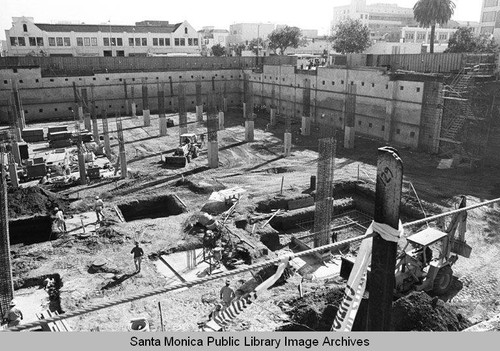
[165,156,187,167]
[451,239,472,258]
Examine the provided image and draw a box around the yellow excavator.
[341,196,471,296]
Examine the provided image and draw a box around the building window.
[64,37,71,46]
[36,37,43,46]
[481,26,495,34]
[10,37,18,46]
[103,37,110,46]
[194,38,198,45]
[22,23,28,32]
[416,87,421,92]
[18,37,26,46]
[111,38,116,46]
[175,38,180,46]
[29,37,36,46]
[417,33,426,40]
[482,11,497,22]
[117,38,123,46]
[369,123,373,128]
[141,38,147,46]
[84,37,90,46]
[400,86,404,90]
[77,37,84,46]
[153,38,158,46]
[56,37,63,46]
[381,125,385,131]
[188,38,193,45]
[396,129,401,134]
[166,38,171,46]
[184,27,188,34]
[159,38,164,46]
[438,34,448,40]
[91,37,97,46]
[358,121,362,126]
[49,37,56,46]
[484,0,498,7]
[180,38,185,46]
[410,131,416,138]
[405,33,414,40]
[129,38,134,46]
[135,38,141,46]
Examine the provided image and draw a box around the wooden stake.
[280,176,284,195]
[158,301,164,332]
[367,146,403,331]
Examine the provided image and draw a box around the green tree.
[413,0,456,53]
[444,27,499,53]
[267,26,302,55]
[330,19,371,54]
[211,44,225,57]
[228,43,246,56]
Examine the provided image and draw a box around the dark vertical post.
[123,79,129,116]
[368,146,403,331]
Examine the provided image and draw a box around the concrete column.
[344,126,355,149]
[196,105,203,123]
[131,102,137,117]
[143,109,151,127]
[223,97,227,112]
[159,115,167,136]
[218,111,224,130]
[13,125,22,142]
[11,141,21,165]
[118,127,127,180]
[270,108,276,126]
[8,159,19,188]
[78,106,84,122]
[19,110,26,130]
[207,141,219,168]
[78,148,87,185]
[284,132,292,157]
[243,102,247,119]
[101,110,111,158]
[84,113,91,131]
[384,82,397,143]
[301,116,311,136]
[92,117,99,143]
[245,120,254,142]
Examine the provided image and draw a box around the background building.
[198,26,229,51]
[227,23,275,45]
[5,17,201,57]
[479,0,500,41]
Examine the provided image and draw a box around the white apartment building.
[5,17,201,57]
[479,0,500,41]
[198,27,229,50]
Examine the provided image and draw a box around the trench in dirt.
[117,194,187,222]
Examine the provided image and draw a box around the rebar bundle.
[0,145,14,318]
[313,137,336,247]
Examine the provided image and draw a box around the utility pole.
[367,147,403,331]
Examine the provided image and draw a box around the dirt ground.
[6,108,500,331]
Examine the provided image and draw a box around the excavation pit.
[117,195,187,222]
[9,215,53,245]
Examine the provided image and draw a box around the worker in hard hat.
[94,195,104,222]
[2,300,23,328]
[220,279,235,307]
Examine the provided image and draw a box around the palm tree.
[413,0,456,53]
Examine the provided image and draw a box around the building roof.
[34,22,183,34]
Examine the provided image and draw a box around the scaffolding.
[313,137,336,247]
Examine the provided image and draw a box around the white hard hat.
[9,299,16,306]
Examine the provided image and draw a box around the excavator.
[165,133,201,167]
[340,196,471,296]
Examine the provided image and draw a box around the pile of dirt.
[279,288,471,331]
[391,291,471,331]
[7,186,71,219]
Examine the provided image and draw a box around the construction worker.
[94,196,104,222]
[2,300,23,328]
[220,279,235,307]
[131,241,144,273]
[54,207,67,233]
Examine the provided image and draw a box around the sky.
[1,0,483,40]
